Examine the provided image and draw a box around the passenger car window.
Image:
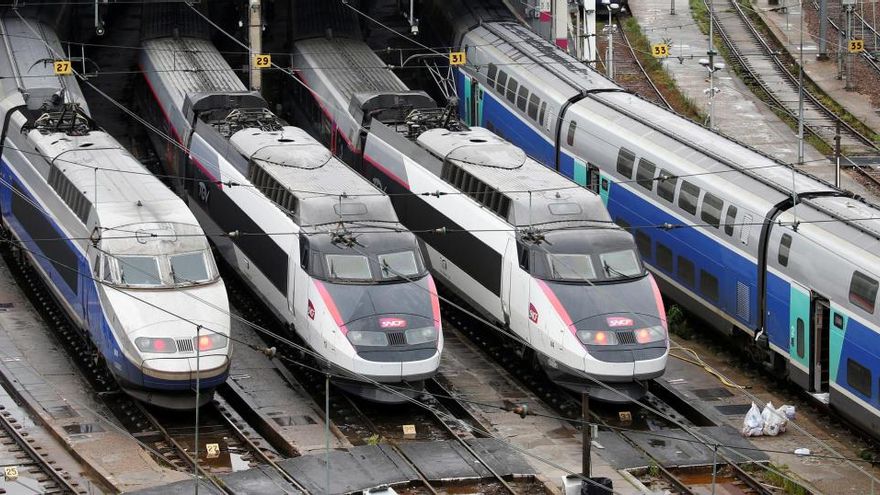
[724,205,738,236]
[636,159,656,190]
[539,102,547,126]
[506,78,519,103]
[848,358,872,397]
[656,242,673,272]
[778,234,792,267]
[528,94,539,120]
[567,121,577,146]
[657,169,676,202]
[516,86,529,111]
[677,256,695,287]
[701,192,723,228]
[849,271,879,314]
[635,230,652,259]
[617,148,635,179]
[487,64,498,87]
[678,181,700,215]
[700,270,719,301]
[496,71,508,92]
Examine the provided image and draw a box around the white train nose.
[141,355,230,381]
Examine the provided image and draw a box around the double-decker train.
[285,28,668,401]
[0,15,231,409]
[427,0,880,432]
[138,26,442,402]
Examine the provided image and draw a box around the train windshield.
[170,252,212,284]
[377,251,420,279]
[326,254,373,281]
[599,250,642,279]
[547,254,596,281]
[118,256,163,286]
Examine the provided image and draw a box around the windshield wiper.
[603,261,636,280]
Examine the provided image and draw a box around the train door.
[468,78,483,127]
[788,282,831,393]
[812,296,831,393]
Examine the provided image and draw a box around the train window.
[700,270,719,302]
[678,181,700,215]
[326,254,372,281]
[102,256,113,282]
[496,71,508,92]
[847,358,872,398]
[677,256,695,287]
[377,251,420,279]
[834,313,844,329]
[614,217,631,232]
[635,230,652,259]
[849,271,879,314]
[700,192,723,229]
[170,252,210,284]
[657,169,676,202]
[487,64,498,87]
[796,319,805,358]
[539,101,547,126]
[724,205,738,236]
[636,159,656,190]
[516,86,529,111]
[506,78,519,103]
[656,242,673,272]
[778,234,792,267]
[118,256,162,286]
[567,121,577,146]
[616,148,635,179]
[527,94,540,120]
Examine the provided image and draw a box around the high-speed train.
[138,30,442,402]
[425,0,880,431]
[0,16,231,409]
[287,32,668,401]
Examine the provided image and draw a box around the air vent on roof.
[441,161,511,219]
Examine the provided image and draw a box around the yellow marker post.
[253,54,272,69]
[53,60,72,75]
[849,39,865,53]
[651,43,670,58]
[402,424,417,438]
[449,51,467,66]
[4,466,19,481]
[205,443,220,459]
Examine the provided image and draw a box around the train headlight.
[135,337,176,353]
[347,331,389,347]
[195,334,228,351]
[635,326,666,344]
[404,327,437,345]
[576,330,618,346]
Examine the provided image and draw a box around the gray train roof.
[471,20,880,242]
[142,37,247,112]
[229,126,399,225]
[295,37,411,104]
[417,127,612,226]
[30,126,197,228]
[0,17,88,111]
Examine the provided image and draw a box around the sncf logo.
[606,317,634,328]
[307,300,316,320]
[379,317,407,329]
[528,303,539,324]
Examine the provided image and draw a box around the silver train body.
[289,36,668,401]
[430,2,880,432]
[139,35,442,403]
[0,17,231,409]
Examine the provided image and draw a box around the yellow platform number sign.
[849,39,865,53]
[53,60,72,75]
[651,43,670,58]
[253,54,271,69]
[449,51,467,66]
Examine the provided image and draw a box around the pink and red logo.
[529,303,539,324]
[379,317,407,329]
[307,300,316,320]
[606,316,634,328]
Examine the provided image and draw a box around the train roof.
[28,123,197,228]
[229,126,399,225]
[142,36,248,112]
[0,16,88,111]
[466,19,880,243]
[417,127,612,226]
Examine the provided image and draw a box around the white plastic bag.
[779,404,796,420]
[762,402,787,436]
[741,402,764,437]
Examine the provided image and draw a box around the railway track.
[1,240,304,494]
[0,393,83,494]
[439,292,779,495]
[710,0,879,155]
[597,19,673,110]
[810,0,880,75]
